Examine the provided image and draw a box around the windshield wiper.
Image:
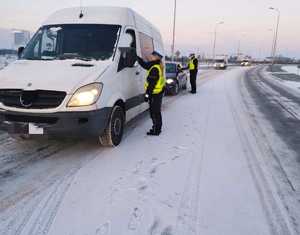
[57,53,93,61]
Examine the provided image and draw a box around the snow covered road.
[0,67,298,235]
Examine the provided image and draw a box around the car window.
[166,63,177,73]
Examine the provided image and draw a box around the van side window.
[139,32,154,60]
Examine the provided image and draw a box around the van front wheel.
[99,105,125,147]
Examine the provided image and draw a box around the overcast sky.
[1,0,299,58]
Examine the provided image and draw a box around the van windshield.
[22,24,121,61]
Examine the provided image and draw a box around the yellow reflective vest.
[188,58,196,70]
[144,64,166,94]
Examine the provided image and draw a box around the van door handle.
[136,71,140,75]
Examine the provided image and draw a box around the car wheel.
[99,105,125,147]
[172,82,179,95]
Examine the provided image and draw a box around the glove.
[144,94,150,102]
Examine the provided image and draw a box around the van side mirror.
[18,47,25,59]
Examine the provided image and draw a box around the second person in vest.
[184,53,199,94]
[137,51,166,136]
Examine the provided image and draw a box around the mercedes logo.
[20,91,37,108]
[27,83,32,87]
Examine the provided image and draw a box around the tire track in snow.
[0,142,105,235]
[174,78,214,235]
[224,70,295,235]
[242,66,300,233]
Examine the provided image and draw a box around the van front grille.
[0,89,66,109]
[4,114,58,124]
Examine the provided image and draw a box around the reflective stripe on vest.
[144,64,166,94]
[188,58,196,70]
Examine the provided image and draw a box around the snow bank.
[282,65,300,75]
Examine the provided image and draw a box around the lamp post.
[269,7,280,65]
[237,33,246,58]
[171,0,177,61]
[212,21,224,62]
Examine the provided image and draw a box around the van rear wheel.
[99,105,125,147]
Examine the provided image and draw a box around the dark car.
[165,62,188,95]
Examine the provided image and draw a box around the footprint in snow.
[171,155,181,161]
[150,162,166,177]
[161,226,173,235]
[128,207,142,230]
[133,160,143,174]
[95,222,110,235]
[137,177,148,191]
[149,218,161,235]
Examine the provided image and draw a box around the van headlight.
[67,83,103,107]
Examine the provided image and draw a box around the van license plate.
[29,123,44,135]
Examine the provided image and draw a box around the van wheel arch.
[115,100,126,115]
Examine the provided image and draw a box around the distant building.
[13,30,30,49]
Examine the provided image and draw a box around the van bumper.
[0,108,112,137]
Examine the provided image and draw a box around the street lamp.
[237,33,246,58]
[269,7,280,65]
[267,28,274,58]
[171,0,177,61]
[212,21,224,62]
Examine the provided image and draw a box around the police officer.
[184,53,198,94]
[137,51,165,136]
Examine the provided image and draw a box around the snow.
[282,65,300,75]
[269,65,300,93]
[0,55,17,70]
[0,68,296,235]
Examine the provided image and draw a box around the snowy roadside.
[282,65,300,76]
[267,65,300,93]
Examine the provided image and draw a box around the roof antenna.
[79,0,84,19]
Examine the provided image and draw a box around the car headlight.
[67,83,103,107]
[167,79,175,84]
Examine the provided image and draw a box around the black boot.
[147,129,161,136]
[147,129,155,135]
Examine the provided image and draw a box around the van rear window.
[22,24,121,61]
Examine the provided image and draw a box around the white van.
[0,7,165,146]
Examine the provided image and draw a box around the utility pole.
[212,21,224,62]
[171,0,177,61]
[269,7,281,66]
